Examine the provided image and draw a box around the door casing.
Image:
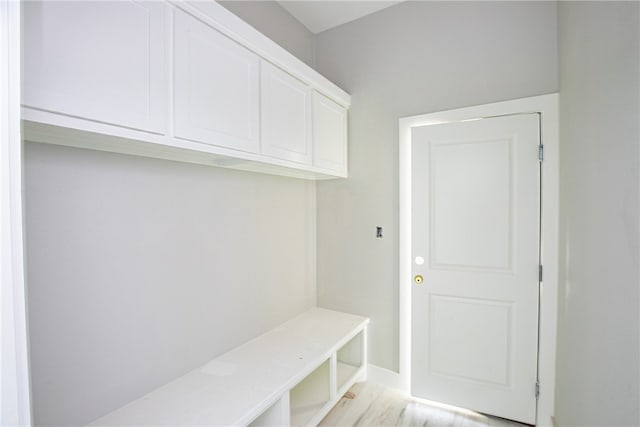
[398,94,558,426]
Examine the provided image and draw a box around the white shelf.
[336,330,365,392]
[21,116,345,181]
[248,395,289,427]
[337,361,361,393]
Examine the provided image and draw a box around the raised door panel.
[430,138,513,270]
[22,1,166,134]
[261,61,311,164]
[312,92,347,176]
[173,9,260,153]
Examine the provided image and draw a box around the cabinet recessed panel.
[261,62,311,164]
[312,92,347,175]
[22,1,166,133]
[174,10,260,153]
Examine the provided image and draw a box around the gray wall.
[313,1,558,371]
[219,1,314,67]
[25,5,316,425]
[25,144,316,426]
[556,2,640,426]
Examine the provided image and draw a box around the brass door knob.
[414,275,424,284]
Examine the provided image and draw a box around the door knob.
[414,275,424,284]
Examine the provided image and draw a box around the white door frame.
[398,94,558,426]
[1,0,32,425]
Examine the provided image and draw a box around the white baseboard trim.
[366,364,407,394]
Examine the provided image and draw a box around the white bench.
[90,308,369,427]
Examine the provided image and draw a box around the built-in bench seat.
[89,308,369,427]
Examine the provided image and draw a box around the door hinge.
[535,381,541,399]
[538,264,543,282]
[538,144,544,162]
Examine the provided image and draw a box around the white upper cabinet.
[22,1,167,134]
[313,92,348,176]
[22,1,350,179]
[261,61,312,165]
[173,9,260,154]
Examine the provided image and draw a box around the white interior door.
[411,114,540,424]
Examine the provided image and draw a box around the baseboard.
[366,364,408,393]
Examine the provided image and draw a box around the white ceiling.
[277,1,403,34]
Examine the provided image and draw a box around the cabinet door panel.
[174,10,260,153]
[261,61,311,164]
[313,92,347,175]
[22,1,166,133]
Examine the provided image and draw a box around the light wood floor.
[319,382,531,427]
